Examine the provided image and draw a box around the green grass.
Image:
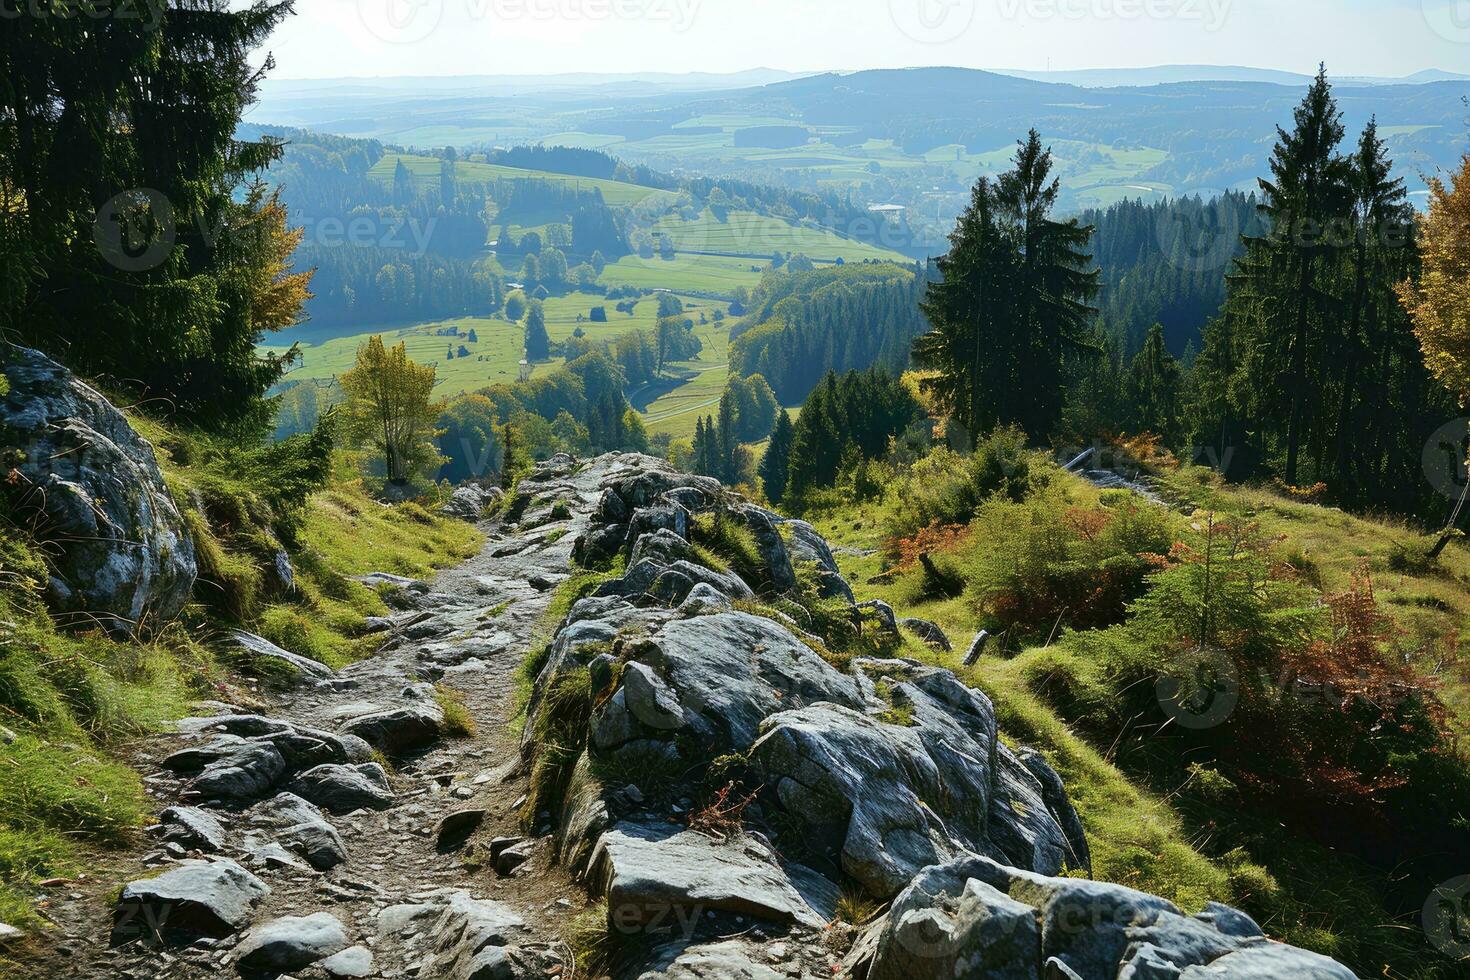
[651,209,909,263]
[598,252,770,295]
[370,152,676,208]
[0,408,486,938]
[0,528,208,931]
[265,292,722,403]
[802,464,1470,976]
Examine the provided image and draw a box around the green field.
[265,292,726,401]
[369,152,675,207]
[652,209,910,263]
[599,253,771,296]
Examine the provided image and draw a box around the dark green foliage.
[1190,70,1452,514]
[1127,324,1184,444]
[524,300,551,361]
[1081,192,1264,357]
[294,246,502,326]
[1,1,302,432]
[438,394,503,484]
[729,263,926,403]
[786,369,924,501]
[759,410,795,504]
[915,131,1100,441]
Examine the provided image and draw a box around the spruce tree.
[524,300,551,361]
[1,0,307,431]
[914,131,1098,441]
[1242,66,1352,484]
[760,410,795,504]
[1128,324,1182,444]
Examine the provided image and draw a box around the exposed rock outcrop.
[521,454,1358,980]
[845,854,1358,980]
[441,483,505,521]
[1,344,197,631]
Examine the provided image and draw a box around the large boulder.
[379,891,538,980]
[847,854,1360,980]
[751,660,1087,898]
[588,822,830,930]
[1,344,196,631]
[234,912,349,974]
[590,613,865,757]
[111,859,269,946]
[440,484,504,521]
[289,763,394,814]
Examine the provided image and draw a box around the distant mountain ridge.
[990,64,1470,88]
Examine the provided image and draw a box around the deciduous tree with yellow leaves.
[1399,155,1470,404]
[341,337,444,487]
[1399,154,1470,553]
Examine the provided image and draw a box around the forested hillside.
[4,3,1470,979]
[727,262,926,402]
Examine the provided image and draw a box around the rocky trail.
[15,450,1364,980]
[22,457,644,980]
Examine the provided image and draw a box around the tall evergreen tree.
[914,131,1098,441]
[760,410,795,504]
[717,390,738,482]
[1128,323,1183,444]
[524,300,550,361]
[1,0,307,431]
[1191,70,1448,512]
[997,130,1102,437]
[1239,66,1352,484]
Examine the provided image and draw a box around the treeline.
[1083,192,1266,356]
[729,264,927,403]
[300,246,503,326]
[759,369,925,504]
[917,72,1460,521]
[1187,77,1452,513]
[682,375,781,485]
[486,145,620,179]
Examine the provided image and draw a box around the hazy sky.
[261,0,1470,79]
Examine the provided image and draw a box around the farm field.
[651,209,910,263]
[368,152,674,207]
[266,291,736,442]
[598,253,771,296]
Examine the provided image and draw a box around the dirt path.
[19,455,630,979]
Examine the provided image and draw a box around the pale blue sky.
[263,0,1470,79]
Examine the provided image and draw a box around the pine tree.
[717,390,738,482]
[1,0,308,431]
[914,131,1098,441]
[524,300,551,361]
[1128,323,1182,443]
[760,410,795,504]
[1242,66,1352,484]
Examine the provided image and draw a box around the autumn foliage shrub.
[957,487,1174,647]
[1057,516,1459,843]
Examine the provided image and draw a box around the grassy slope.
[804,466,1470,975]
[651,208,910,264]
[264,292,724,399]
[806,492,1235,914]
[370,153,675,208]
[0,419,479,943]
